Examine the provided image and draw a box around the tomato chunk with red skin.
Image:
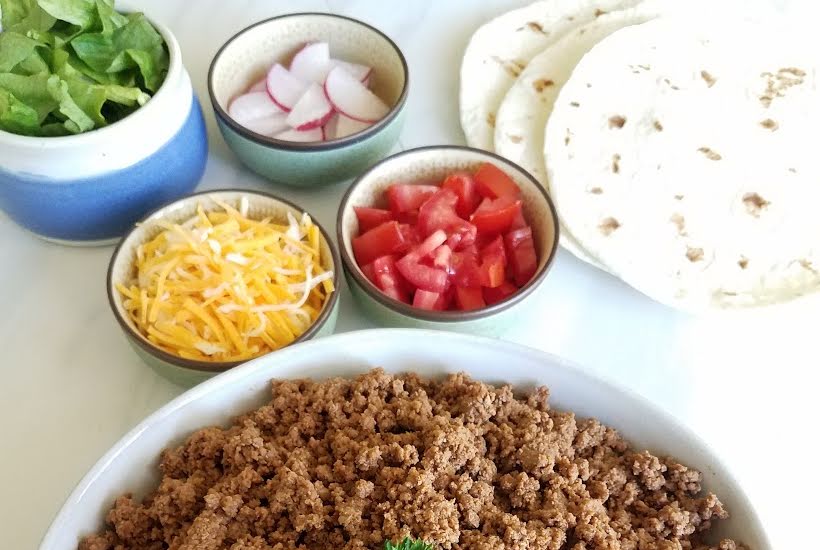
[371,255,410,303]
[505,226,538,286]
[397,256,449,293]
[510,207,527,230]
[435,288,454,310]
[413,289,442,310]
[418,189,477,249]
[450,251,483,288]
[479,235,507,288]
[387,184,439,214]
[360,262,376,284]
[353,207,394,233]
[352,221,407,266]
[455,286,486,311]
[483,281,518,305]
[417,189,477,249]
[471,195,522,235]
[442,172,481,218]
[475,162,521,199]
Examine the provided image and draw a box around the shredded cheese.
[117,198,334,362]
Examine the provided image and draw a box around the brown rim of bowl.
[106,188,342,373]
[207,12,409,152]
[336,145,560,323]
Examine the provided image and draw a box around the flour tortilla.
[545,18,820,310]
[459,0,643,151]
[493,1,665,269]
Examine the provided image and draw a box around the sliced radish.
[285,82,334,131]
[331,59,372,82]
[274,127,323,143]
[334,112,372,138]
[243,114,289,136]
[248,78,267,93]
[324,66,389,123]
[228,92,283,123]
[266,64,309,112]
[324,113,339,139]
[290,42,332,84]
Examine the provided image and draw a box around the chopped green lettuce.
[0,0,168,136]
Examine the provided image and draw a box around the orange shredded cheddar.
[117,197,334,362]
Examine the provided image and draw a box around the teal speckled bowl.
[107,190,341,387]
[207,13,408,187]
[337,146,560,337]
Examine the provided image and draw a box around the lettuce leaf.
[0,0,168,136]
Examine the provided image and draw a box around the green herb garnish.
[384,538,435,550]
[0,0,169,136]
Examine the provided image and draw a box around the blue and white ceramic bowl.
[0,15,208,246]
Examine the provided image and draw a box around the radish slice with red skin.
[242,114,289,136]
[290,42,332,83]
[334,112,372,138]
[228,92,283,123]
[274,127,323,142]
[324,66,389,123]
[266,64,309,112]
[285,83,334,130]
[330,59,371,82]
[248,78,267,93]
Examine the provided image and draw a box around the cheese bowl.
[106,189,341,387]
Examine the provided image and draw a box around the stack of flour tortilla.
[460,1,820,311]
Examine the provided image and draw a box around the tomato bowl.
[337,146,559,336]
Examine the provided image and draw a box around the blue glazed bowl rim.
[0,10,181,146]
[106,188,342,373]
[207,12,409,152]
[337,145,561,323]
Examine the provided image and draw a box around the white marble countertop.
[1,1,818,548]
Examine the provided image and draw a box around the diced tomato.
[398,223,421,250]
[505,226,533,249]
[479,236,507,288]
[435,288,454,310]
[352,221,407,266]
[387,184,439,214]
[483,281,518,305]
[410,229,447,258]
[416,189,456,234]
[474,162,521,199]
[353,207,394,233]
[413,289,442,310]
[360,262,377,284]
[395,210,419,225]
[455,286,486,311]
[418,189,477,248]
[397,255,449,293]
[505,226,538,286]
[442,172,481,218]
[432,244,452,270]
[372,255,411,302]
[510,207,527,230]
[353,165,531,312]
[450,251,483,288]
[471,195,522,235]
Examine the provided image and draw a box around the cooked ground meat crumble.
[80,369,746,550]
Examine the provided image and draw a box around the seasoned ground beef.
[80,370,746,550]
